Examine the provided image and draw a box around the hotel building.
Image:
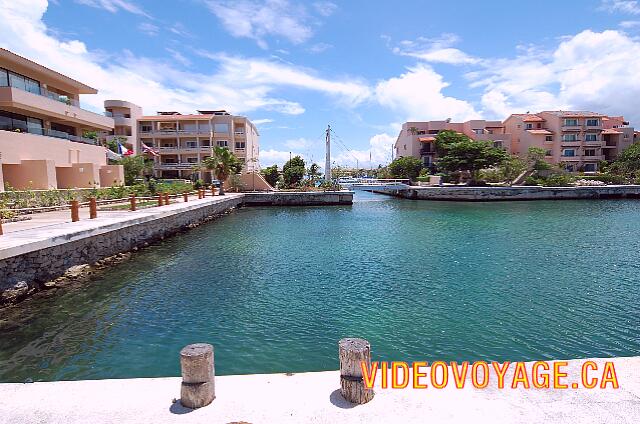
[0,48,123,191]
[504,111,635,172]
[394,120,512,167]
[134,109,260,182]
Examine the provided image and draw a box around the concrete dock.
[0,356,638,423]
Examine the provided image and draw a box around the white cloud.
[391,34,479,65]
[620,20,640,27]
[313,1,337,17]
[469,29,640,122]
[375,64,479,121]
[600,0,640,14]
[252,118,274,125]
[334,133,395,167]
[0,1,371,119]
[284,137,316,150]
[204,0,313,49]
[75,0,150,18]
[308,42,332,53]
[138,22,159,36]
[165,48,191,67]
[259,149,306,167]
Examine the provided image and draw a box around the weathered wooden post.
[164,193,170,205]
[183,192,189,202]
[180,343,215,409]
[70,200,80,222]
[129,195,137,211]
[339,338,374,404]
[157,194,164,207]
[89,197,97,219]
[211,186,215,197]
[0,218,3,235]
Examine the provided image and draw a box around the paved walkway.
[0,357,638,423]
[0,193,245,259]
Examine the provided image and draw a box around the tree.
[202,147,243,195]
[527,146,551,171]
[434,130,469,155]
[388,156,423,179]
[118,155,148,185]
[307,163,321,182]
[500,155,527,185]
[436,138,509,184]
[609,142,640,180]
[283,155,306,187]
[261,164,279,187]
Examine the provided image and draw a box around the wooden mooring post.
[164,193,170,205]
[89,197,97,219]
[157,194,164,207]
[339,338,374,404]
[211,186,215,197]
[180,343,215,409]
[70,200,80,222]
[183,192,189,202]
[129,195,137,211]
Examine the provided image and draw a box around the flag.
[105,148,122,161]
[141,142,159,157]
[117,142,134,156]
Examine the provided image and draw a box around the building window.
[564,119,579,126]
[586,119,600,127]
[217,140,228,147]
[537,123,542,129]
[186,157,198,163]
[0,109,43,135]
[565,164,575,172]
[525,123,533,129]
[493,140,503,148]
[235,141,246,149]
[1,67,41,94]
[562,134,578,141]
[585,133,597,142]
[545,149,553,156]
[185,141,198,148]
[545,135,553,142]
[473,129,484,134]
[584,163,597,172]
[141,124,152,132]
[0,68,7,87]
[214,123,229,133]
[624,133,630,139]
[403,144,407,150]
[584,149,597,156]
[562,149,575,157]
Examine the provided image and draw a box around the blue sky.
[3,0,640,169]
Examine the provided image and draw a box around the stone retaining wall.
[0,197,243,303]
[376,185,640,201]
[243,191,353,206]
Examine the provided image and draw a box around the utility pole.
[325,125,331,182]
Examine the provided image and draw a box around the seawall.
[375,185,640,201]
[0,191,353,303]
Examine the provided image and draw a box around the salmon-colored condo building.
[394,120,512,168]
[0,48,123,191]
[395,112,635,173]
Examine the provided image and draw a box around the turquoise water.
[0,191,639,382]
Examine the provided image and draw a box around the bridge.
[337,178,411,191]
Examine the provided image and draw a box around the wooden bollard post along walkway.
[339,338,374,404]
[180,343,215,409]
[89,197,97,219]
[129,194,137,211]
[164,192,170,205]
[183,192,189,202]
[157,194,164,207]
[70,200,80,222]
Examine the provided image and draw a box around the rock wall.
[243,191,353,206]
[377,185,640,201]
[0,197,242,304]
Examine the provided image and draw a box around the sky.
[2,0,640,170]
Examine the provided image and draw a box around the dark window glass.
[24,77,40,94]
[0,69,8,87]
[11,113,28,132]
[8,72,26,91]
[0,111,12,130]
[27,117,43,135]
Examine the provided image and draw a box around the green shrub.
[524,176,545,186]
[577,174,625,185]
[542,174,575,187]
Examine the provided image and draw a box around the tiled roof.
[139,114,214,120]
[418,137,436,142]
[511,114,545,122]
[541,111,605,117]
[526,129,553,135]
[601,129,622,134]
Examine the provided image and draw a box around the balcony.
[155,162,199,170]
[139,129,210,136]
[561,125,582,131]
[560,139,581,146]
[1,126,98,145]
[0,86,113,129]
[583,138,602,145]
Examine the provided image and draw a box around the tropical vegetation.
[202,146,243,195]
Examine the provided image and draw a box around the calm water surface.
[0,191,639,382]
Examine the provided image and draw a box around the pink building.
[0,48,123,190]
[504,111,635,172]
[394,120,512,167]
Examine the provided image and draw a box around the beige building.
[394,120,512,167]
[103,99,143,155]
[504,111,635,172]
[0,48,123,191]
[135,109,260,182]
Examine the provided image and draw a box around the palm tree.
[202,147,243,195]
